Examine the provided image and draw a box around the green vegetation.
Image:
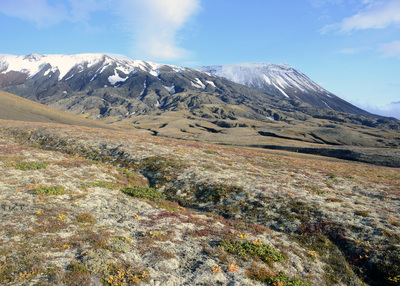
[121,186,166,200]
[85,181,121,189]
[218,239,284,266]
[14,161,48,170]
[33,185,66,195]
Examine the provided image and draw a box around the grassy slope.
[0,91,115,130]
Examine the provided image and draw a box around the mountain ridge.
[0,53,186,86]
[198,63,375,118]
[0,53,388,119]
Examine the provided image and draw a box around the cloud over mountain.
[321,0,400,34]
[0,0,106,27]
[0,0,67,27]
[379,40,400,59]
[112,0,201,61]
[0,0,201,62]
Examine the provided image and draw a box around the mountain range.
[1,53,399,164]
[0,53,382,119]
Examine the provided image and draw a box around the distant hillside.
[0,90,113,129]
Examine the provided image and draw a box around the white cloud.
[68,0,104,23]
[112,0,201,62]
[0,0,201,61]
[338,48,359,54]
[0,0,106,27]
[309,0,343,8]
[338,46,371,54]
[321,0,400,34]
[379,41,400,59]
[364,101,400,120]
[0,0,67,27]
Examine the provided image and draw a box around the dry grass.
[0,91,114,129]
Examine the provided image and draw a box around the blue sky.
[0,0,399,119]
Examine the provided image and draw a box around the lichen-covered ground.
[0,120,399,285]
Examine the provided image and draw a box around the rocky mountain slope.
[198,63,372,117]
[0,119,399,285]
[0,53,281,120]
[0,53,395,125]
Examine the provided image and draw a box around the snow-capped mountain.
[1,53,268,119]
[0,53,185,87]
[0,53,383,123]
[198,63,368,116]
[199,63,328,98]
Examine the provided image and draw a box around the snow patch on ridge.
[206,80,216,87]
[132,60,161,77]
[132,60,186,77]
[163,85,175,95]
[108,70,129,85]
[273,83,290,98]
[139,80,147,99]
[322,101,332,109]
[262,74,271,85]
[191,78,206,89]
